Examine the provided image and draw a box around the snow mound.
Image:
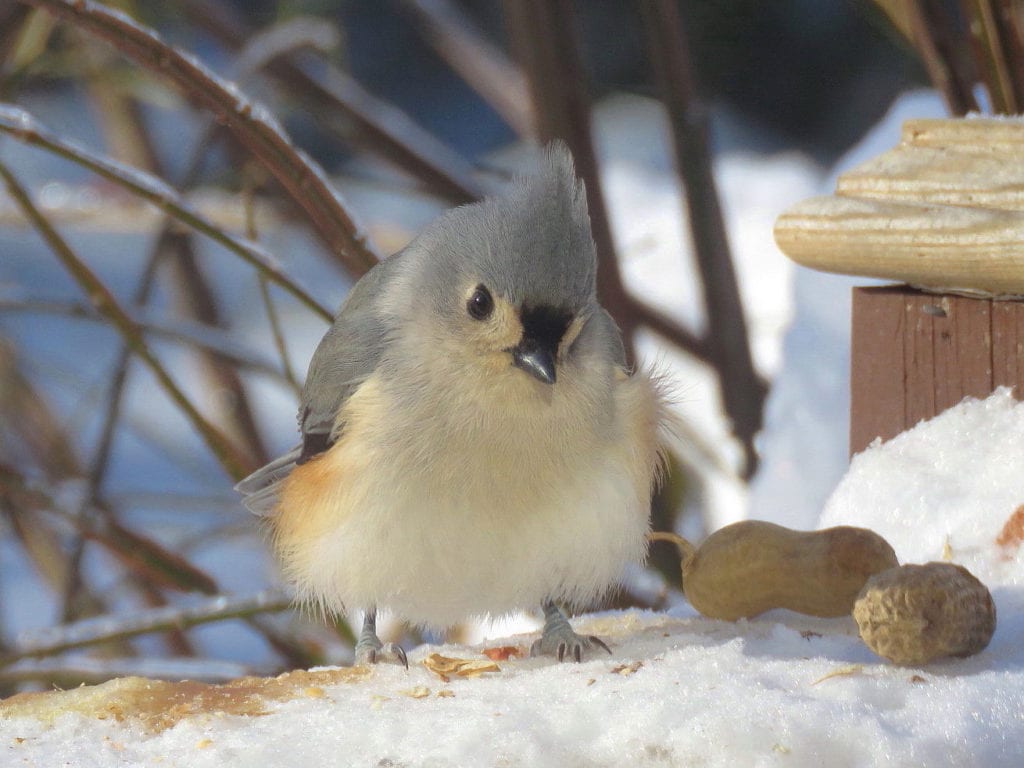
[822,387,1024,587]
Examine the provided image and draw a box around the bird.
[236,143,669,665]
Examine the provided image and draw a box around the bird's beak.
[512,338,557,384]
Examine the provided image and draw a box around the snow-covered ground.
[4,89,1023,765]
[3,389,1022,767]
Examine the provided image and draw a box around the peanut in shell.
[853,562,996,665]
[651,521,899,621]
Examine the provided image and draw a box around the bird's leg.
[353,607,408,668]
[530,600,612,662]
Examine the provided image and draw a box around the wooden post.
[850,285,1024,456]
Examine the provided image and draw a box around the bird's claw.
[355,639,408,669]
[354,608,408,668]
[530,630,611,663]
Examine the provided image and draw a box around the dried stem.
[402,0,534,138]
[968,0,1019,111]
[904,0,979,114]
[4,451,214,598]
[0,352,118,628]
[0,298,290,381]
[0,656,274,685]
[959,0,1024,112]
[162,233,272,468]
[639,0,766,475]
[0,590,291,664]
[994,1,1024,105]
[0,161,254,481]
[0,104,332,322]
[177,0,486,206]
[245,180,302,397]
[0,4,33,73]
[0,339,80,479]
[143,16,350,467]
[19,0,379,275]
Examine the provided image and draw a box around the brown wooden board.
[850,285,1024,456]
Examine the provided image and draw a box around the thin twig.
[0,655,275,685]
[960,0,1024,112]
[0,4,33,71]
[4,454,216,598]
[0,590,291,664]
[0,352,117,629]
[0,297,289,380]
[19,0,379,275]
[0,339,81,479]
[994,0,1024,107]
[97,18,338,483]
[177,0,486,206]
[258,278,302,398]
[401,0,533,138]
[143,17,345,468]
[0,161,253,481]
[905,0,979,114]
[244,180,302,397]
[231,15,341,76]
[3,404,315,670]
[629,300,712,364]
[59,39,170,623]
[0,104,332,322]
[162,232,272,467]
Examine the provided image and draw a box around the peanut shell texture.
[853,562,996,665]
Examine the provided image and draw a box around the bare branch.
[0,296,288,381]
[0,161,254,481]
[639,0,766,476]
[178,0,487,206]
[904,0,980,114]
[0,655,276,685]
[19,0,379,275]
[402,0,533,139]
[0,104,332,322]
[1,590,291,663]
[960,0,1024,112]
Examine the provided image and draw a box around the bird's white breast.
[274,357,663,629]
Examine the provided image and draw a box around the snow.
[822,389,1024,597]
[3,388,1023,765]
[748,90,950,529]
[5,88,1024,764]
[595,93,821,531]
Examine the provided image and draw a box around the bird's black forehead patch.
[519,303,574,348]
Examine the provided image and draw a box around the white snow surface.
[3,389,1023,767]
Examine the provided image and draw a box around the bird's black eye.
[466,284,494,321]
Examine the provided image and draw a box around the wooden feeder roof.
[774,118,1024,298]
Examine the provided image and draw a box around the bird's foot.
[530,602,612,663]
[354,608,408,668]
[354,637,408,668]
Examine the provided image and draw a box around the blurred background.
[0,0,996,690]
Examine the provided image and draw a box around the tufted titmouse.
[237,144,669,664]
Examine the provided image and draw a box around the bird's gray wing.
[235,254,402,515]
